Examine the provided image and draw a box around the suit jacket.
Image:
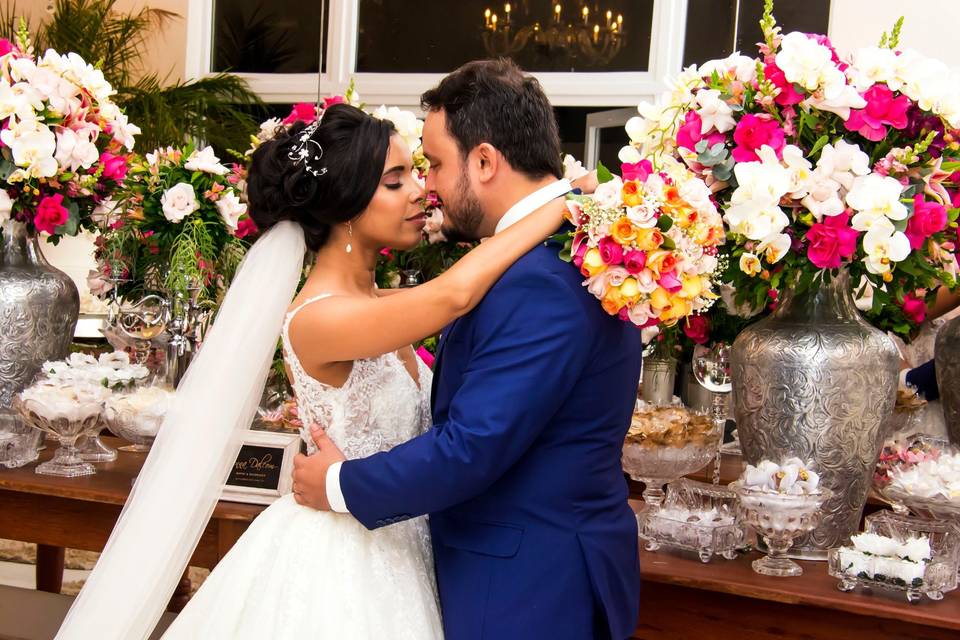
[340,243,643,639]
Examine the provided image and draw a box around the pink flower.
[902,292,927,325]
[764,62,804,106]
[572,241,589,269]
[623,249,647,274]
[33,194,69,235]
[0,39,14,57]
[906,194,948,250]
[658,270,683,292]
[379,247,394,259]
[99,152,128,182]
[235,217,258,239]
[732,114,785,162]
[683,314,710,345]
[621,160,653,182]
[804,212,859,269]
[598,236,624,265]
[415,346,436,368]
[323,95,346,109]
[844,85,911,142]
[283,103,318,125]
[676,110,726,152]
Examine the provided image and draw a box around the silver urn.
[731,270,898,558]
[0,220,80,465]
[935,314,960,445]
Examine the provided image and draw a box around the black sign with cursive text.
[227,445,283,490]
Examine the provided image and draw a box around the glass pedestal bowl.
[13,395,105,477]
[828,510,960,603]
[103,387,173,453]
[623,405,721,508]
[731,482,833,577]
[637,478,748,563]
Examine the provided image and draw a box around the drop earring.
[345,221,353,254]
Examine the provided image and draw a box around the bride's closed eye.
[385,181,403,190]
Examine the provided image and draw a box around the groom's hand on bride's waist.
[292,425,346,511]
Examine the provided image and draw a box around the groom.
[293,59,642,640]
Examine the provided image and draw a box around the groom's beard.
[441,170,484,242]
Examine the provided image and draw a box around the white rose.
[184,146,228,175]
[161,182,200,223]
[215,190,248,232]
[592,176,624,209]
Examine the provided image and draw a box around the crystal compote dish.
[877,446,960,532]
[13,384,108,477]
[104,385,174,452]
[637,478,748,562]
[622,402,722,508]
[828,510,960,603]
[732,474,832,577]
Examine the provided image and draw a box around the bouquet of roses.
[0,23,139,243]
[559,158,725,338]
[90,143,253,304]
[619,1,960,340]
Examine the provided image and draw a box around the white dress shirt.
[324,178,572,514]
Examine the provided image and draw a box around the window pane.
[735,0,831,52]
[683,0,737,67]
[213,0,328,74]
[357,0,653,73]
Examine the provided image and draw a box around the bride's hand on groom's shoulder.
[292,426,346,511]
[571,170,598,195]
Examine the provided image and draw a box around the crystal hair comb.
[287,118,328,177]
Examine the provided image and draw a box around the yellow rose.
[739,252,762,277]
[601,286,626,315]
[649,286,671,311]
[610,217,638,246]
[635,228,664,252]
[620,277,641,302]
[659,294,692,325]
[621,181,644,207]
[582,248,607,277]
[646,250,678,277]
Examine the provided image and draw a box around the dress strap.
[285,293,334,326]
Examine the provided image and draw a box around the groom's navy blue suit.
[340,242,643,639]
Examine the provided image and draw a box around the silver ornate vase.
[935,315,960,445]
[731,269,898,559]
[0,220,80,465]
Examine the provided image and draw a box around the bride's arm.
[289,194,571,363]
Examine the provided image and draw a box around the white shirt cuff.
[325,461,349,513]
[899,368,910,389]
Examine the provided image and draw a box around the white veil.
[56,221,306,640]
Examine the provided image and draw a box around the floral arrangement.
[837,532,932,587]
[874,436,942,487]
[619,2,960,341]
[0,23,139,243]
[887,450,960,500]
[742,457,822,494]
[90,143,253,303]
[560,158,725,337]
[43,351,149,390]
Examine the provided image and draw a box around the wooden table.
[3,447,959,638]
[0,438,262,610]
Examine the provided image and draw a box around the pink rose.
[683,314,710,345]
[599,236,624,265]
[323,95,346,109]
[901,292,927,325]
[844,84,911,142]
[235,217,258,239]
[804,212,859,269]
[621,160,653,182]
[415,346,436,368]
[0,39,14,57]
[623,249,647,274]
[573,241,589,269]
[764,62,804,106]
[906,194,948,250]
[676,110,726,152]
[33,194,69,235]
[732,114,785,162]
[658,270,683,292]
[283,103,318,125]
[99,152,128,182]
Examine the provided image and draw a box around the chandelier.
[481,2,625,68]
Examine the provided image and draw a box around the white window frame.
[186,0,688,109]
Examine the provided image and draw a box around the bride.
[56,104,585,639]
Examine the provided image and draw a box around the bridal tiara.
[287,117,328,177]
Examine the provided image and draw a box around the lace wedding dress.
[162,294,443,639]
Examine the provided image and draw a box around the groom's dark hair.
[421,58,563,180]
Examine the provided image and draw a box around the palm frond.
[0,2,21,43]
[119,73,264,152]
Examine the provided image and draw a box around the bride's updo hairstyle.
[247,104,395,251]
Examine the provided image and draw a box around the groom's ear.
[474,142,500,185]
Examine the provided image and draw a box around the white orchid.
[846,174,908,221]
[54,127,99,171]
[851,210,896,234]
[0,79,43,121]
[695,89,736,133]
[373,105,423,153]
[184,146,228,175]
[757,233,791,264]
[801,176,845,220]
[109,112,140,151]
[739,252,762,276]
[853,275,884,312]
[160,182,200,223]
[779,145,814,198]
[775,32,843,93]
[699,53,758,84]
[816,140,870,191]
[91,198,119,226]
[562,154,588,181]
[862,228,911,275]
[1,116,58,178]
[724,154,792,240]
[215,190,248,231]
[848,46,902,91]
[804,79,867,120]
